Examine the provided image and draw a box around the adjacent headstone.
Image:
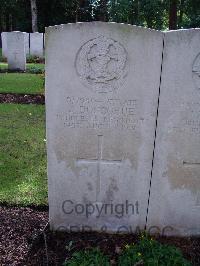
[1,32,8,58]
[24,32,30,56]
[147,29,200,236]
[30,32,44,57]
[7,31,26,71]
[43,33,45,52]
[1,31,29,58]
[46,22,164,232]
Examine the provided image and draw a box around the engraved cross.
[77,135,122,201]
[183,160,200,206]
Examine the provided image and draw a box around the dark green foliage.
[0,63,45,74]
[0,0,31,32]
[63,248,110,266]
[0,0,200,32]
[118,234,191,266]
[26,55,44,64]
[140,0,167,29]
[108,0,167,29]
[63,235,191,266]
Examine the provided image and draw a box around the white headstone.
[7,31,26,71]
[24,32,30,56]
[1,32,8,58]
[30,32,44,57]
[147,29,200,236]
[46,22,164,233]
[43,33,45,51]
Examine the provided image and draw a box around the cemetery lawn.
[0,62,45,73]
[0,103,47,205]
[0,72,44,94]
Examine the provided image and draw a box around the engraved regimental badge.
[75,36,128,93]
[192,53,200,89]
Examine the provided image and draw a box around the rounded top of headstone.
[45,21,162,34]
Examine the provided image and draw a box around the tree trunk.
[30,0,38,32]
[169,0,177,30]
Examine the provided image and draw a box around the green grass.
[0,72,44,94]
[0,104,47,205]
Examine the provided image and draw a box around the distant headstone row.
[46,22,200,236]
[1,31,44,70]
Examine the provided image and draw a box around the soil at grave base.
[0,93,45,104]
[0,206,199,266]
[0,205,48,266]
[27,231,200,266]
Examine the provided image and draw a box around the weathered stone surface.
[24,32,30,56]
[1,31,29,58]
[1,32,8,58]
[30,32,44,57]
[7,31,26,71]
[46,22,163,233]
[147,29,200,236]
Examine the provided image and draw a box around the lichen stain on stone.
[104,132,140,171]
[105,177,119,201]
[53,136,82,177]
[167,155,200,197]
